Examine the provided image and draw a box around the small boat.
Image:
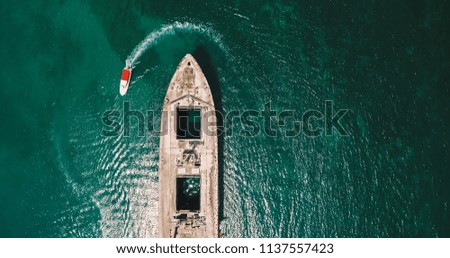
[119,67,132,96]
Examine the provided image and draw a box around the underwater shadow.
[192,46,225,225]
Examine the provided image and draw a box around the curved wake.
[126,21,228,67]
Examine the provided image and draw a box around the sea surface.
[0,0,449,237]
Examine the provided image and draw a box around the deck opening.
[177,108,201,139]
[176,177,201,211]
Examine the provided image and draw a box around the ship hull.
[158,54,219,238]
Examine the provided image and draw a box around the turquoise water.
[0,0,449,237]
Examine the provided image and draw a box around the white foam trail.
[126,21,228,67]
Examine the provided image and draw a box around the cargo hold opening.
[176,107,201,139]
[176,177,201,211]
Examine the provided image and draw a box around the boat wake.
[125,21,228,68]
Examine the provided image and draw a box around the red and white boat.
[119,67,132,96]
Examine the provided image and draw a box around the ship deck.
[158,54,218,238]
